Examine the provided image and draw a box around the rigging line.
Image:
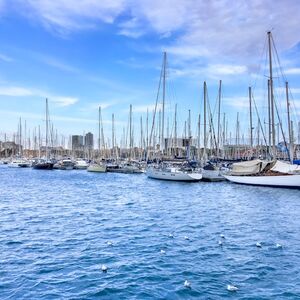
[252,94,268,148]
[252,34,268,93]
[271,35,300,124]
[274,96,291,162]
[148,56,164,151]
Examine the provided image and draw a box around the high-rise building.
[72,135,84,151]
[84,132,94,150]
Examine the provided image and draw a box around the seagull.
[227,284,238,292]
[160,249,166,254]
[218,240,223,246]
[101,265,108,272]
[184,236,190,240]
[256,242,262,248]
[169,233,174,238]
[276,243,283,249]
[220,234,225,239]
[184,280,191,288]
[106,241,113,246]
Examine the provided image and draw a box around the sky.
[0,0,300,146]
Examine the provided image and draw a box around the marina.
[1,1,300,299]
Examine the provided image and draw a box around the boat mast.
[203,81,207,161]
[98,106,101,158]
[268,31,276,158]
[174,103,178,157]
[286,81,293,163]
[217,80,222,159]
[129,104,132,161]
[248,86,253,149]
[112,113,115,159]
[45,98,49,160]
[161,52,166,154]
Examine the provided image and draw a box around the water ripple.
[0,165,300,299]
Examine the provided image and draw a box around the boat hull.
[87,165,107,172]
[202,169,225,182]
[147,169,202,182]
[32,163,54,170]
[223,174,300,188]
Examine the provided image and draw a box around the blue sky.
[0,0,300,146]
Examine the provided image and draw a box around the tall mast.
[129,104,132,160]
[146,108,149,150]
[249,86,253,149]
[203,81,207,160]
[174,103,178,153]
[286,81,293,163]
[217,80,222,158]
[161,51,166,153]
[268,31,276,157]
[98,106,101,156]
[112,113,115,159]
[45,98,49,160]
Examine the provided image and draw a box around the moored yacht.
[147,164,202,182]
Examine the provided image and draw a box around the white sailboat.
[147,165,202,182]
[224,159,300,188]
[224,32,300,188]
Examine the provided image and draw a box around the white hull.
[147,169,202,182]
[202,169,225,182]
[224,174,300,188]
[87,165,107,172]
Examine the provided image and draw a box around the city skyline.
[1,1,300,143]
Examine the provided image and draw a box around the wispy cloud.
[285,68,300,75]
[16,0,126,35]
[0,84,78,107]
[0,53,13,62]
[35,54,79,73]
[0,86,33,96]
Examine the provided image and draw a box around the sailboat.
[224,32,300,188]
[146,52,202,181]
[32,99,54,170]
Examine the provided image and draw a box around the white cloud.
[38,55,79,73]
[285,68,300,75]
[51,96,78,107]
[0,86,33,96]
[0,84,78,107]
[16,0,126,34]
[0,53,13,62]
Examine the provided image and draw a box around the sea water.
[0,165,299,299]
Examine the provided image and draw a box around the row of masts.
[1,32,299,162]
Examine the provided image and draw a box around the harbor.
[1,1,300,299]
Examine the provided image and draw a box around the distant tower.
[84,132,94,150]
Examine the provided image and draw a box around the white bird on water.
[220,234,225,239]
[106,241,113,246]
[256,242,262,248]
[184,236,190,240]
[184,280,191,288]
[169,233,174,238]
[276,243,283,249]
[218,240,223,246]
[160,249,166,254]
[227,284,238,292]
[101,265,108,272]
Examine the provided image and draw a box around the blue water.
[0,165,300,299]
